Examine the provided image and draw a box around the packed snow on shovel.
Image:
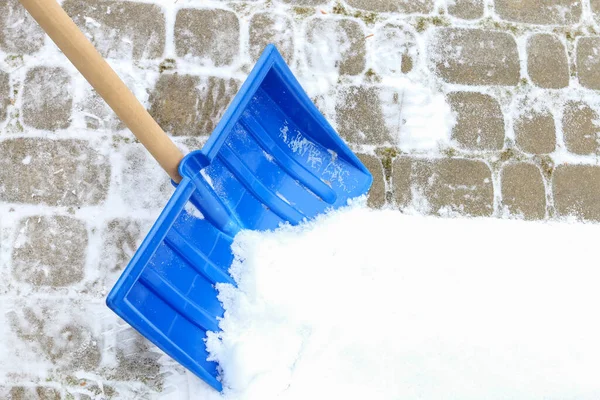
[182,201,600,400]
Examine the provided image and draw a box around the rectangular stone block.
[175,9,239,66]
[448,92,504,151]
[0,70,9,122]
[4,299,102,374]
[63,0,165,60]
[501,163,546,219]
[553,165,600,221]
[393,157,493,216]
[576,37,600,90]
[357,154,386,208]
[495,0,581,24]
[0,0,45,54]
[347,0,434,13]
[429,28,520,86]
[23,67,72,131]
[0,139,110,206]
[12,216,87,287]
[0,386,62,400]
[306,18,366,76]
[562,101,600,155]
[335,86,393,145]
[514,110,556,154]
[449,0,484,19]
[250,13,294,63]
[120,143,174,209]
[527,34,569,89]
[148,73,239,136]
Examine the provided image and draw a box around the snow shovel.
[21,0,373,391]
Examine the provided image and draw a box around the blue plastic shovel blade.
[107,45,372,391]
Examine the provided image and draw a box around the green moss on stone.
[293,6,314,17]
[159,58,176,73]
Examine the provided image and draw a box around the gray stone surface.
[22,67,73,131]
[554,165,600,221]
[149,73,239,136]
[335,86,393,145]
[175,9,239,66]
[592,0,600,25]
[495,0,582,24]
[514,111,556,154]
[501,163,546,220]
[306,18,366,76]
[0,386,62,400]
[346,0,434,13]
[448,92,504,151]
[562,101,600,155]
[0,71,9,122]
[12,216,87,287]
[120,143,174,209]
[576,37,600,90]
[448,0,484,19]
[527,34,569,89]
[429,28,520,86]
[0,0,45,54]
[250,13,294,63]
[7,299,102,372]
[0,139,110,206]
[393,157,494,216]
[101,219,148,274]
[64,0,165,60]
[372,23,417,75]
[278,0,324,3]
[357,154,386,208]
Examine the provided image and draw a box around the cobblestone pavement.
[2,0,600,398]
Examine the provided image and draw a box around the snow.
[3,0,600,398]
[193,201,600,400]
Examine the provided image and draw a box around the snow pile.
[204,202,600,400]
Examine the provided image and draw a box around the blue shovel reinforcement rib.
[106,45,373,391]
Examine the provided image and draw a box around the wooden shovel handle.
[19,0,184,182]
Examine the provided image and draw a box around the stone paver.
[347,0,434,13]
[306,18,366,76]
[495,0,581,25]
[7,299,102,372]
[335,86,393,145]
[562,101,600,155]
[0,139,110,206]
[554,165,600,221]
[527,34,569,89]
[393,157,493,216]
[372,23,417,76]
[448,0,484,19]
[357,154,386,208]
[175,9,239,66]
[0,71,9,122]
[250,13,294,63]
[0,386,62,400]
[149,73,239,136]
[592,0,600,25]
[12,216,87,287]
[429,28,520,86]
[0,0,45,54]
[100,219,148,274]
[64,0,165,60]
[120,143,174,209]
[576,37,600,90]
[501,163,546,220]
[514,110,556,154]
[22,67,72,131]
[448,92,504,151]
[279,0,324,3]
